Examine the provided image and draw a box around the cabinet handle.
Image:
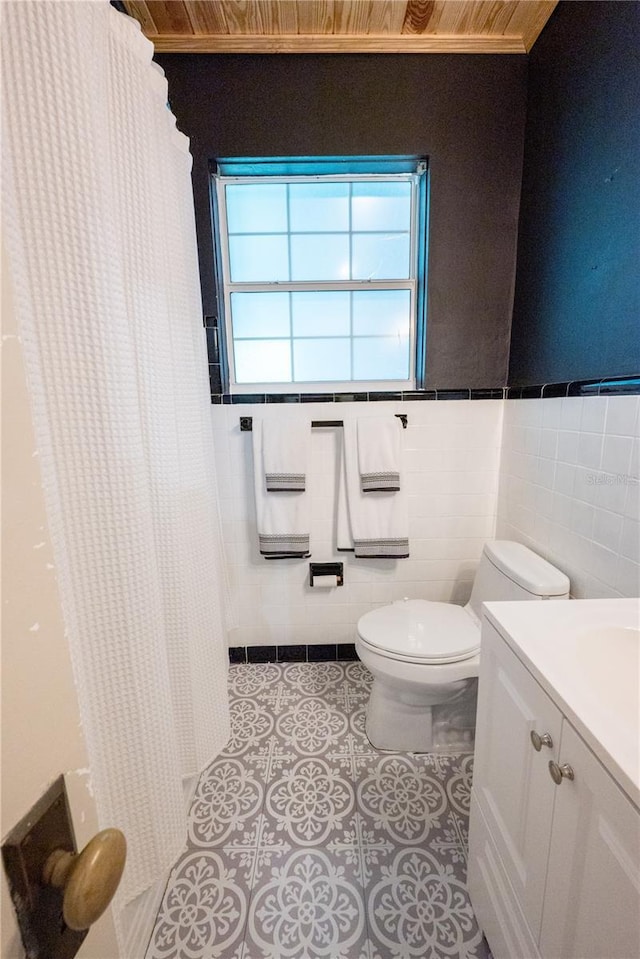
[530,730,553,751]
[548,761,575,785]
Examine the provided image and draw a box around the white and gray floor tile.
[146,662,490,959]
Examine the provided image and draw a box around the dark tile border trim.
[436,388,471,400]
[506,374,640,400]
[213,375,640,405]
[228,644,359,664]
[598,375,640,395]
[471,388,504,400]
[567,380,601,397]
[214,389,505,404]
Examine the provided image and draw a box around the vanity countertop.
[483,598,640,808]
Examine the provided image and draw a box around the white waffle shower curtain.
[2,0,231,907]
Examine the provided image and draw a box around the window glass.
[293,338,351,382]
[229,234,289,282]
[291,292,351,337]
[290,233,350,282]
[289,182,350,233]
[234,340,291,383]
[214,160,426,390]
[231,291,291,339]
[351,181,412,232]
[225,183,287,234]
[351,233,411,280]
[352,290,411,337]
[353,336,410,380]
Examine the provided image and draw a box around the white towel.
[337,436,353,552]
[338,420,409,558]
[253,419,310,558]
[357,416,402,492]
[263,418,310,491]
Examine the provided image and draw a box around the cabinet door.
[471,622,563,941]
[540,721,640,959]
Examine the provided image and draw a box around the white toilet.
[356,540,570,752]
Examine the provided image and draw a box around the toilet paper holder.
[309,562,344,587]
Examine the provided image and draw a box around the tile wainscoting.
[212,391,639,649]
[498,394,639,598]
[212,399,503,647]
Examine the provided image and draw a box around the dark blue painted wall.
[509,1,640,386]
[155,53,527,389]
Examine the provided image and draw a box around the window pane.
[351,233,410,280]
[353,336,410,380]
[230,292,290,339]
[218,167,423,390]
[225,184,287,234]
[352,290,411,337]
[229,235,289,282]
[234,340,291,383]
[291,292,350,337]
[290,234,350,281]
[293,338,351,382]
[289,183,349,233]
[352,181,412,232]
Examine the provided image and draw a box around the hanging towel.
[337,436,354,553]
[339,420,409,558]
[357,417,402,492]
[263,418,310,491]
[253,419,311,558]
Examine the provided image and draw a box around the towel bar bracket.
[240,414,407,431]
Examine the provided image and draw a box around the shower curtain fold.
[1,0,230,915]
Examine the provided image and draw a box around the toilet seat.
[357,599,480,665]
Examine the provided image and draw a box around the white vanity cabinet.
[468,614,640,959]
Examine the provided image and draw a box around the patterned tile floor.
[146,662,491,959]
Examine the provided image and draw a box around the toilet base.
[365,676,478,753]
[365,679,433,751]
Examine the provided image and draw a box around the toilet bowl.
[356,540,570,752]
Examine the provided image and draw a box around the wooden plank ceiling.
[122,1,559,53]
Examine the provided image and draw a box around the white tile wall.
[213,393,639,648]
[497,395,640,599]
[212,400,503,646]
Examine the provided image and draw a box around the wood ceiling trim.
[142,1,192,34]
[519,0,558,51]
[147,32,527,53]
[222,1,300,35]
[296,0,335,34]
[183,0,229,34]
[431,0,491,35]
[474,1,523,36]
[123,0,158,36]
[122,0,559,53]
[402,1,437,35]
[331,1,409,35]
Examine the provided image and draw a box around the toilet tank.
[466,540,570,623]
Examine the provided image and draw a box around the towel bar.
[240,414,407,431]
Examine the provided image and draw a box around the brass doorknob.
[42,828,126,930]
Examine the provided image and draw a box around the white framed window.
[211,157,428,393]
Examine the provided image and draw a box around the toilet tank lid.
[484,541,570,597]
